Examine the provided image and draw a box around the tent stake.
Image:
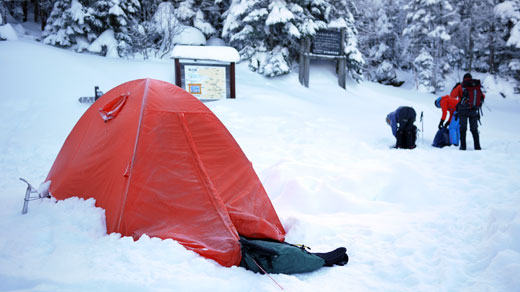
[20,178,38,214]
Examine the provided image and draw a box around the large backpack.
[239,236,348,274]
[395,107,417,149]
[432,127,450,148]
[459,79,484,110]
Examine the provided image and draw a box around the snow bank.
[483,75,517,99]
[0,23,18,41]
[1,33,519,292]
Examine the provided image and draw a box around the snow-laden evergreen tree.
[37,0,55,31]
[254,0,304,76]
[42,0,93,48]
[223,0,363,79]
[87,0,140,56]
[354,0,405,85]
[337,2,364,82]
[450,0,494,75]
[169,0,223,39]
[110,0,140,56]
[403,0,456,93]
[136,0,162,21]
[494,0,520,89]
[151,1,184,57]
[198,0,229,37]
[2,0,24,22]
[222,0,305,76]
[222,0,267,61]
[414,48,435,93]
[172,0,196,24]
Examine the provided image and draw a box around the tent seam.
[144,109,208,114]
[116,78,150,233]
[178,113,240,241]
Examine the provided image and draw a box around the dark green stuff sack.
[239,236,326,274]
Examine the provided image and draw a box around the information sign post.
[172,45,239,100]
[299,29,346,89]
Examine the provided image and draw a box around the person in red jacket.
[450,73,485,150]
[435,95,459,129]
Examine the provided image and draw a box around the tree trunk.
[22,1,28,22]
[467,26,474,72]
[41,9,48,31]
[0,4,5,25]
[489,23,496,74]
[466,0,474,72]
[33,0,39,22]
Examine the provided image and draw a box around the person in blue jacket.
[386,109,399,138]
[386,106,417,149]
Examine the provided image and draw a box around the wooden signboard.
[311,30,342,56]
[299,28,346,89]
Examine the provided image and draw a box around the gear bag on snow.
[432,127,450,148]
[448,113,460,146]
[239,236,348,274]
[459,79,484,110]
[395,107,417,149]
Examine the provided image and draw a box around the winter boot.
[460,131,467,150]
[472,130,481,150]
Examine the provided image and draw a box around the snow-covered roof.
[171,45,240,63]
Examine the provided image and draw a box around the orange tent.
[46,78,285,267]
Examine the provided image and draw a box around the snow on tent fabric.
[45,79,286,267]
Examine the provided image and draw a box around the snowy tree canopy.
[2,0,519,89]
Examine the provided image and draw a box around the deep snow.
[1,24,520,292]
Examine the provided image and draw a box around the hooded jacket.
[440,95,460,122]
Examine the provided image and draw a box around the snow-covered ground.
[1,24,520,292]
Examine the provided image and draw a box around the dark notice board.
[311,30,342,56]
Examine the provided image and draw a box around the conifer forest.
[1,0,519,93]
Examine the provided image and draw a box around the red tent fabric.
[46,79,285,267]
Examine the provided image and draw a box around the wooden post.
[303,38,311,88]
[338,29,346,89]
[338,57,346,89]
[174,58,181,87]
[299,39,305,85]
[230,62,236,99]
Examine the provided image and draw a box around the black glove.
[438,119,444,129]
[445,121,450,128]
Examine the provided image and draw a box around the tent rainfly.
[46,78,286,267]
